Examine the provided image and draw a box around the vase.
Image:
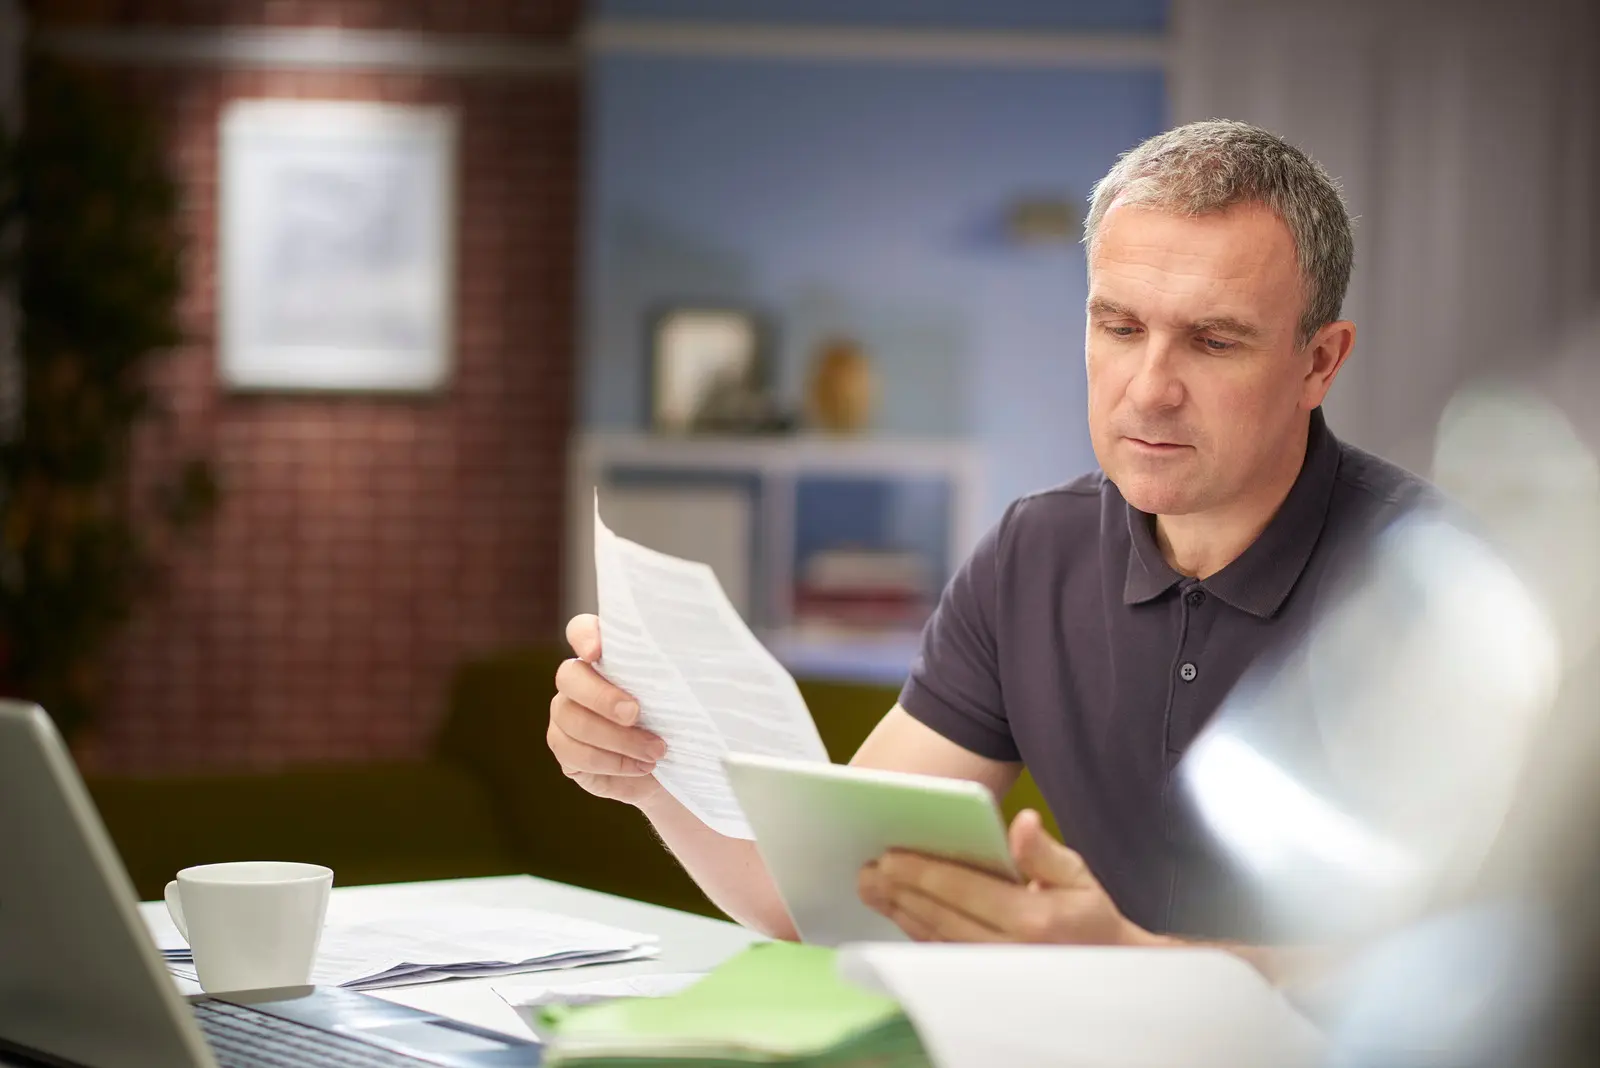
[806,338,876,434]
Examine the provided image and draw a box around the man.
[545,120,1431,964]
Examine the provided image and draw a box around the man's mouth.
[1125,436,1190,451]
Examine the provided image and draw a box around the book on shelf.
[792,548,932,631]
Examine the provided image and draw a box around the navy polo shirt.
[898,409,1433,939]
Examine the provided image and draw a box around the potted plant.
[0,55,217,740]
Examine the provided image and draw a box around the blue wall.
[596,0,1167,33]
[583,6,1167,518]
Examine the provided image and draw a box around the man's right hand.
[547,614,668,807]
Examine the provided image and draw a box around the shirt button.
[1186,589,1206,607]
[1179,662,1198,682]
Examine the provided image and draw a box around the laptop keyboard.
[192,999,434,1067]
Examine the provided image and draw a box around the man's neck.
[1153,418,1311,580]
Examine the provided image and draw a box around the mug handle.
[163,881,189,942]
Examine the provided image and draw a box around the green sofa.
[88,647,1058,917]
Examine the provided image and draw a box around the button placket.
[1165,582,1215,757]
[1179,586,1204,683]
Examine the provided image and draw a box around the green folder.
[539,942,928,1066]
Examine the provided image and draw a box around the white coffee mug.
[164,861,333,993]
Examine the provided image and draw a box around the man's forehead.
[1088,202,1302,325]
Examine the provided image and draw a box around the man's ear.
[1302,319,1356,409]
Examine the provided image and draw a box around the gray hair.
[1083,119,1354,347]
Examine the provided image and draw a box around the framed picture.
[647,307,765,433]
[219,100,457,393]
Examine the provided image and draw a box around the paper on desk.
[494,971,706,1021]
[593,496,829,839]
[837,943,1327,1068]
[148,902,659,991]
[541,943,910,1062]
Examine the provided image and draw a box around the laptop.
[0,701,544,1067]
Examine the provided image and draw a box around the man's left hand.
[858,808,1161,946]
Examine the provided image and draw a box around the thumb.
[567,614,603,662]
[1011,809,1090,888]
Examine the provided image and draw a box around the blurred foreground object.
[1184,311,1600,1066]
[1465,314,1600,1068]
[1182,510,1560,943]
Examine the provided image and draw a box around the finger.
[551,693,665,762]
[554,656,641,726]
[1010,809,1091,887]
[566,614,602,661]
[887,883,1010,943]
[1007,807,1038,858]
[857,862,890,914]
[884,902,942,943]
[547,722,656,776]
[877,850,1026,932]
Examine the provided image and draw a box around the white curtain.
[1171,0,1599,472]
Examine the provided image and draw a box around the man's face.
[1086,200,1331,517]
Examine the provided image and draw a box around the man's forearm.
[635,789,797,939]
[1138,929,1324,987]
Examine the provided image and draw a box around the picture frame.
[646,306,767,433]
[218,100,457,393]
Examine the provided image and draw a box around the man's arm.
[551,506,1018,938]
[859,808,1322,986]
[546,612,1022,939]
[634,704,1022,939]
[853,705,1023,796]
[1144,936,1326,988]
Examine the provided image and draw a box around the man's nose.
[1125,338,1185,411]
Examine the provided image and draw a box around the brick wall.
[47,1,581,772]
[35,1,579,35]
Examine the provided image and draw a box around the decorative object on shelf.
[219,100,457,393]
[805,336,876,435]
[648,306,791,434]
[1004,194,1080,245]
[0,57,220,740]
[690,373,793,435]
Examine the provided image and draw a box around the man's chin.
[1109,472,1206,517]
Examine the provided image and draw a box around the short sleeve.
[897,510,1019,761]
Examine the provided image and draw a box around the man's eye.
[1201,337,1234,352]
[1105,324,1139,338]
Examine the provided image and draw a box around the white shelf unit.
[565,431,985,683]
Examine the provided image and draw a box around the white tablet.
[722,752,1019,946]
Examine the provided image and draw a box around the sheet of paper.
[544,943,905,1059]
[162,947,660,992]
[337,946,661,991]
[593,496,829,838]
[837,943,1326,1068]
[148,901,659,990]
[494,971,706,1018]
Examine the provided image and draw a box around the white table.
[141,874,763,1040]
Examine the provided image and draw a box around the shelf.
[565,429,980,684]
[573,431,981,479]
[762,626,923,687]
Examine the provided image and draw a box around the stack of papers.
[145,903,659,991]
[496,972,707,1030]
[539,942,927,1066]
[838,944,1326,1068]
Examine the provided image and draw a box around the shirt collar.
[1122,408,1342,618]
